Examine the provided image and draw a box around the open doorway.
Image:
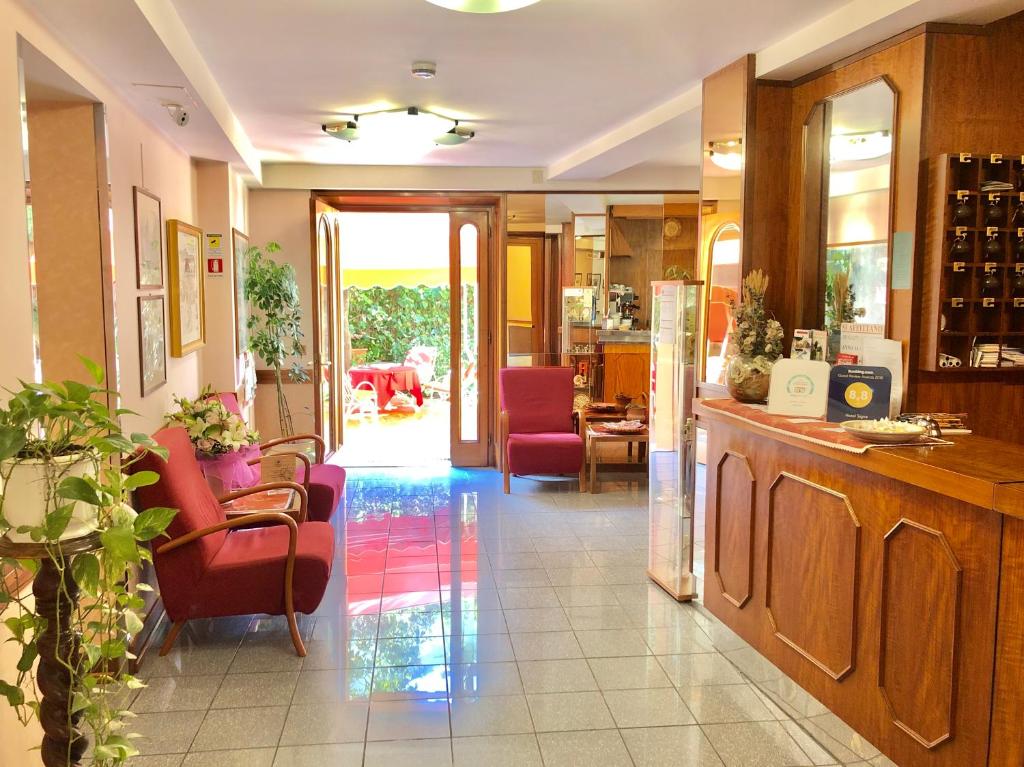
[312,196,495,469]
[335,211,452,466]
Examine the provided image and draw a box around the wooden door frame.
[309,191,503,466]
[506,234,545,363]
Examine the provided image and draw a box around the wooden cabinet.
[602,343,650,401]
[697,403,1024,767]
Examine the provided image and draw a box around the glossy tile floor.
[131,467,898,767]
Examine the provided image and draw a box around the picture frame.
[573,272,583,287]
[232,228,250,357]
[166,219,206,356]
[590,273,602,291]
[137,295,166,395]
[133,186,163,289]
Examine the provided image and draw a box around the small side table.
[585,425,649,493]
[0,533,102,767]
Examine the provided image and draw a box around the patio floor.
[335,397,452,467]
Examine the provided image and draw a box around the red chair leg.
[159,619,186,656]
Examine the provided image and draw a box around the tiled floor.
[131,467,897,767]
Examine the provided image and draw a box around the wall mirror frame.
[799,75,898,334]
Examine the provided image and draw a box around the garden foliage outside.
[347,285,452,376]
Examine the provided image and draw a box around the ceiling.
[168,0,850,169]
[21,0,1024,186]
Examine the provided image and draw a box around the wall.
[0,2,242,762]
[247,188,316,437]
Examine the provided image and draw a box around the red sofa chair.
[131,427,335,656]
[214,392,346,523]
[499,367,585,494]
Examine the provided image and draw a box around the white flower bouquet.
[164,387,259,456]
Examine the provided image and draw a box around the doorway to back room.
[335,211,453,467]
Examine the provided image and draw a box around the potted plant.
[726,270,784,403]
[164,386,260,494]
[243,242,309,436]
[0,358,177,765]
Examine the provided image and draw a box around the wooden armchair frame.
[155,481,311,659]
[260,433,326,464]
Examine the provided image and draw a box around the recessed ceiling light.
[424,0,541,12]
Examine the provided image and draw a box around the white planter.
[1,453,97,543]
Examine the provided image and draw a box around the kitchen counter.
[695,399,1024,767]
[596,329,650,343]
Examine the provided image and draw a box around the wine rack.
[920,152,1024,371]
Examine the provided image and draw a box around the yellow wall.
[506,244,533,323]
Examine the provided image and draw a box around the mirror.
[698,55,753,386]
[805,78,896,332]
[573,214,607,315]
[704,223,741,384]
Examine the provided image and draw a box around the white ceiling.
[20,0,1024,186]
[168,0,850,168]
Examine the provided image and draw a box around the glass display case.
[561,287,603,406]
[647,280,701,601]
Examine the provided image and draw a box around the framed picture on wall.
[133,186,163,289]
[167,219,206,356]
[590,273,602,291]
[574,273,583,287]
[232,228,250,356]
[137,295,166,395]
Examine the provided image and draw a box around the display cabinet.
[561,287,603,406]
[647,280,701,601]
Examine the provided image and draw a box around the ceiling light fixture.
[707,139,742,172]
[411,61,437,79]
[322,107,473,147]
[829,130,892,164]
[424,0,541,12]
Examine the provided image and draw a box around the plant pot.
[726,355,774,404]
[1,453,97,543]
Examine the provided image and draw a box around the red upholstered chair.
[499,367,585,494]
[131,427,335,657]
[214,392,346,523]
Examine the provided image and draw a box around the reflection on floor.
[132,467,897,767]
[335,397,450,467]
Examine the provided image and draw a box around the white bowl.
[840,420,927,444]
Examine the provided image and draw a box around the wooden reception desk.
[695,400,1024,767]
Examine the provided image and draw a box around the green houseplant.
[0,358,177,765]
[243,242,309,436]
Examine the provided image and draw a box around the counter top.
[597,329,650,343]
[695,398,1024,518]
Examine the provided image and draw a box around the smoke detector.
[411,61,437,79]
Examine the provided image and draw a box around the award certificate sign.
[767,359,830,418]
[826,366,892,422]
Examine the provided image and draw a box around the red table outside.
[348,365,424,408]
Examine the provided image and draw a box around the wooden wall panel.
[989,516,1024,767]
[878,520,962,749]
[766,474,860,681]
[712,451,755,608]
[908,14,1024,442]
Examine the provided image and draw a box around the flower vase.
[726,354,774,404]
[196,444,261,496]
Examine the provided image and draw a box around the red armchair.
[499,367,585,494]
[214,392,346,522]
[131,427,334,657]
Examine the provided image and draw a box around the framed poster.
[133,186,163,289]
[232,228,250,356]
[167,219,206,356]
[137,295,166,395]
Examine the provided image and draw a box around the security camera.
[165,104,190,127]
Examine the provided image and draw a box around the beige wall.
[247,189,315,437]
[0,2,242,761]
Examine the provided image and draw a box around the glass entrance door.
[449,210,491,466]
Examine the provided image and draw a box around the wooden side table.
[0,533,102,767]
[585,425,649,493]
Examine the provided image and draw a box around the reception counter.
[695,400,1024,767]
